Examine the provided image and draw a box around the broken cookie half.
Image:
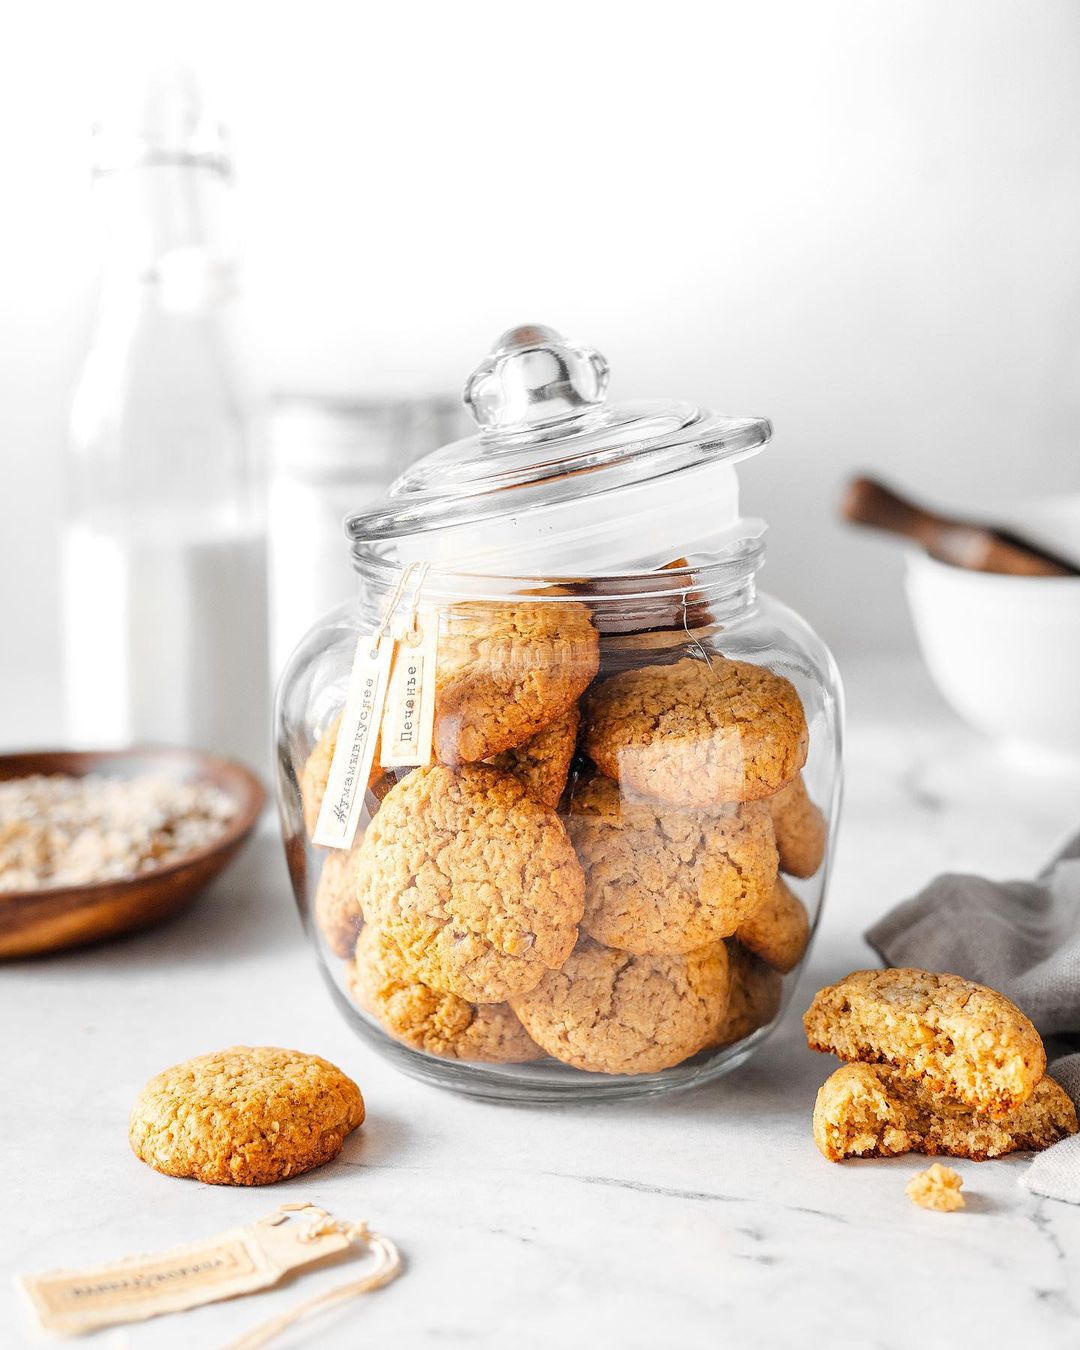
[812,1063,1078,1163]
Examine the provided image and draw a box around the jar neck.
[351,541,764,632]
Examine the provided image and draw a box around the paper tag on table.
[312,632,393,849]
[18,1205,359,1336]
[380,610,438,769]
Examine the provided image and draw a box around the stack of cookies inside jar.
[299,579,828,1087]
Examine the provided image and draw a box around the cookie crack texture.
[566,773,778,955]
[356,765,584,1003]
[510,938,730,1075]
[582,657,808,807]
[434,602,599,765]
[348,927,539,1063]
[803,969,1046,1117]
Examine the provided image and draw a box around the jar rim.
[350,537,766,604]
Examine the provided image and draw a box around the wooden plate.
[0,748,265,959]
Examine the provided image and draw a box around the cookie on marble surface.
[313,846,365,958]
[813,1063,1077,1162]
[510,936,729,1075]
[765,774,826,878]
[582,657,808,807]
[804,969,1046,1117]
[434,601,599,765]
[735,877,810,974]
[565,772,777,954]
[906,1163,965,1211]
[489,707,580,808]
[348,924,539,1063]
[129,1046,364,1186]
[356,765,584,1004]
[712,942,783,1047]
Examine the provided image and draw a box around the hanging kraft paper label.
[312,632,394,849]
[18,1207,357,1336]
[380,611,438,769]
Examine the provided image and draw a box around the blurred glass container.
[267,394,467,677]
[63,67,269,771]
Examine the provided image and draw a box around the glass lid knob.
[463,323,610,433]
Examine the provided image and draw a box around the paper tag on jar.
[312,632,394,849]
[380,610,438,769]
[18,1204,366,1336]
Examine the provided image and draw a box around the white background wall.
[2,0,1079,728]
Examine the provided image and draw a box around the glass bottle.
[63,68,269,772]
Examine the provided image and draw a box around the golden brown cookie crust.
[313,846,365,958]
[582,657,808,807]
[356,765,584,1003]
[510,937,730,1075]
[435,601,599,765]
[566,773,778,954]
[713,942,783,1047]
[766,774,827,878]
[813,1063,1078,1162]
[735,877,810,974]
[349,925,539,1063]
[489,707,580,808]
[804,968,1046,1117]
[129,1047,365,1186]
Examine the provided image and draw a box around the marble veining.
[3,657,1080,1349]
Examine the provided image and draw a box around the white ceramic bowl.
[905,496,1080,767]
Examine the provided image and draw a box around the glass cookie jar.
[276,325,843,1101]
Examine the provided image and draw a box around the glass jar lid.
[346,324,772,575]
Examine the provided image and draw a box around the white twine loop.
[375,560,430,644]
[228,1204,402,1350]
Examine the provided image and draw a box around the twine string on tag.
[375,560,423,642]
[18,1200,401,1340]
[400,561,431,646]
[225,1231,402,1350]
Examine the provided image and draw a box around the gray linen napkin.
[865,832,1080,1203]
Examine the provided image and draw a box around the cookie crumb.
[906,1163,965,1212]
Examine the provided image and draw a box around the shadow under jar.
[275,325,843,1102]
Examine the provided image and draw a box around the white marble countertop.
[4,657,1080,1350]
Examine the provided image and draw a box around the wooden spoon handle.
[840,477,955,548]
[841,475,1078,576]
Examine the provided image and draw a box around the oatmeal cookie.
[713,942,783,1047]
[906,1163,965,1211]
[489,707,580,808]
[804,969,1046,1117]
[735,877,810,974]
[565,773,777,954]
[766,774,826,878]
[356,765,584,1003]
[510,936,730,1075]
[582,657,808,806]
[813,1063,1078,1162]
[313,846,365,958]
[129,1046,364,1186]
[434,601,599,765]
[348,925,539,1063]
